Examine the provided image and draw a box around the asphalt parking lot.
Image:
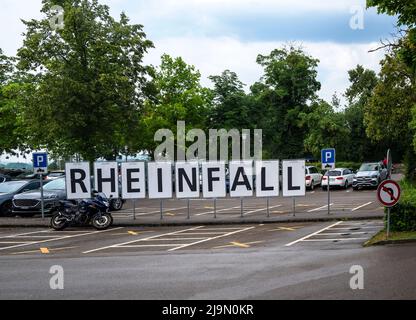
[1,219,416,300]
[0,219,383,256]
[111,187,384,222]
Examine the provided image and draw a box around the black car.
[0,180,43,217]
[12,178,66,217]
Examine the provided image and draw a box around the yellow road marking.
[10,246,78,255]
[165,213,175,216]
[110,231,154,236]
[213,241,264,249]
[128,231,138,236]
[204,206,214,209]
[268,226,304,232]
[272,211,284,214]
[40,248,50,254]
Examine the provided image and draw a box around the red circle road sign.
[377,180,401,207]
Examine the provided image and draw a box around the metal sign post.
[214,198,217,219]
[33,152,48,220]
[187,199,190,220]
[292,197,296,217]
[322,149,335,216]
[377,180,401,239]
[160,200,163,220]
[240,197,244,218]
[267,198,270,218]
[133,199,136,220]
[40,175,45,220]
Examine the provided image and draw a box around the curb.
[368,239,416,246]
[0,215,384,229]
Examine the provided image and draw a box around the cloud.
[144,36,386,104]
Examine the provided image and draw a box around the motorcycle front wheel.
[50,212,69,231]
[92,213,113,230]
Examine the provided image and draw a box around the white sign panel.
[65,162,91,200]
[148,162,173,199]
[94,162,119,199]
[283,160,306,197]
[201,162,226,198]
[175,162,200,199]
[121,162,146,199]
[229,161,254,197]
[255,161,280,197]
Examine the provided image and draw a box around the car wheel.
[310,181,315,191]
[0,201,14,217]
[110,198,123,211]
[344,181,349,189]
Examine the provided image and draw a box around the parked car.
[322,168,355,190]
[45,171,65,180]
[353,162,388,190]
[12,178,66,217]
[2,162,33,177]
[0,174,12,183]
[305,166,322,190]
[14,172,48,180]
[0,180,44,217]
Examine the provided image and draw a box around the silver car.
[353,162,388,190]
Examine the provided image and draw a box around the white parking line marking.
[330,226,381,230]
[302,238,368,242]
[120,244,180,248]
[308,204,334,213]
[0,241,35,244]
[83,226,204,254]
[195,206,241,216]
[168,227,255,252]
[115,206,188,216]
[0,230,50,239]
[317,232,370,235]
[285,222,343,246]
[351,202,373,212]
[0,227,123,252]
[242,205,283,216]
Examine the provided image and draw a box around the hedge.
[388,181,416,232]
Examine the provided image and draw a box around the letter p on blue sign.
[33,152,48,174]
[321,149,335,170]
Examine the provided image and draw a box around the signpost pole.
[214,198,217,219]
[240,197,244,218]
[133,199,136,220]
[40,174,45,220]
[187,199,190,220]
[327,173,330,215]
[387,207,391,239]
[293,197,296,217]
[160,200,163,220]
[267,198,270,218]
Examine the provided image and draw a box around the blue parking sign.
[33,152,48,173]
[321,148,335,169]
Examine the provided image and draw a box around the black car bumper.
[12,199,59,215]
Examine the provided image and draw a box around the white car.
[322,168,355,190]
[305,166,323,190]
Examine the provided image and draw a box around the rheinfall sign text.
[64,160,306,200]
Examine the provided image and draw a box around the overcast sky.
[0,0,397,163]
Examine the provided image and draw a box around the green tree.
[17,0,154,161]
[140,54,212,159]
[367,0,416,27]
[0,50,25,155]
[208,70,251,129]
[301,99,349,160]
[365,53,416,179]
[253,46,321,159]
[343,65,382,162]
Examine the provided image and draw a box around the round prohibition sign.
[377,180,401,207]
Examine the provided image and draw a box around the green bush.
[389,181,416,232]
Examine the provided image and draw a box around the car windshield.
[5,163,33,170]
[359,164,378,171]
[0,181,26,193]
[326,171,341,177]
[44,178,65,190]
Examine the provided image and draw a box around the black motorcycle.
[50,191,114,231]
